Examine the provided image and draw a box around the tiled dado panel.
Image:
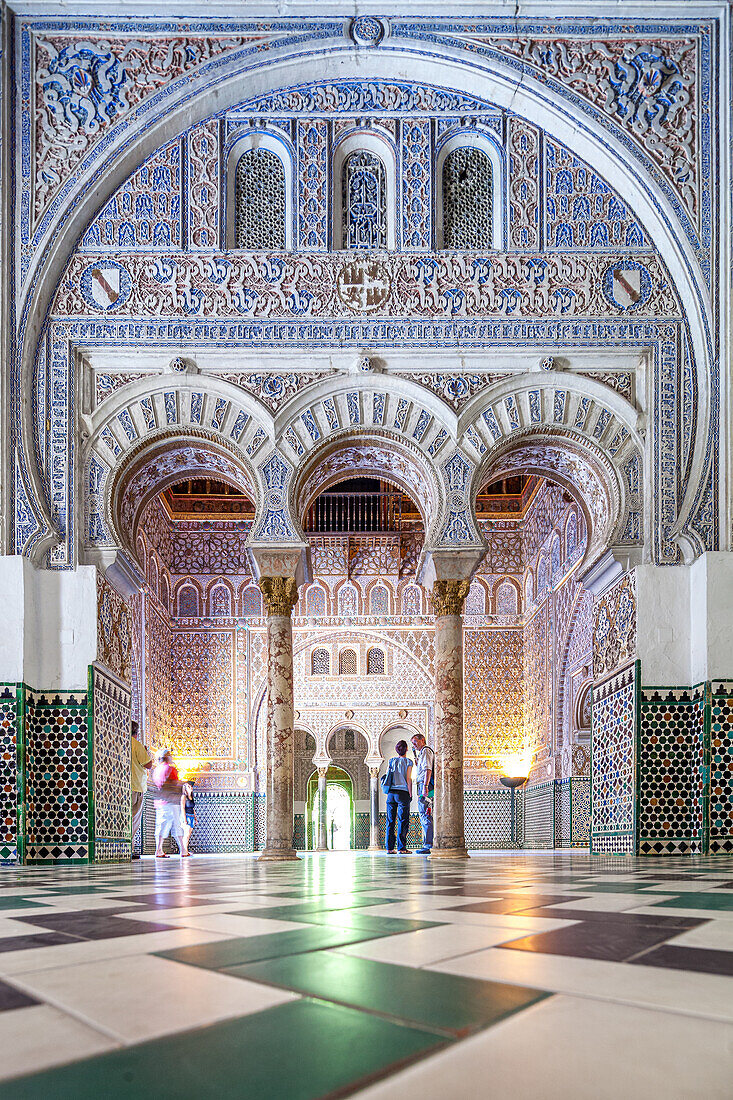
[591,662,638,854]
[0,686,21,863]
[710,682,733,854]
[25,690,90,862]
[523,782,554,848]
[554,777,591,848]
[142,792,255,854]
[89,666,132,862]
[465,789,519,849]
[638,685,706,855]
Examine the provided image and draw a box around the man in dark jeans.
[385,740,413,854]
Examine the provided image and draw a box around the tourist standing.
[384,740,412,854]
[411,733,434,855]
[130,721,153,860]
[151,749,184,858]
[181,781,198,857]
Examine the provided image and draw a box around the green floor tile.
[0,897,48,910]
[156,924,399,969]
[0,999,447,1100]
[652,892,733,910]
[233,951,549,1038]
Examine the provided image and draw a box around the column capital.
[369,766,379,779]
[430,578,471,617]
[318,766,329,778]
[258,575,299,616]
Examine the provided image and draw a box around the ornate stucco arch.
[15,29,714,562]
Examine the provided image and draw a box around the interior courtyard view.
[0,1,731,1095]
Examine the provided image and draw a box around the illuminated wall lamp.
[499,755,529,844]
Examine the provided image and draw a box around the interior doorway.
[307,766,354,850]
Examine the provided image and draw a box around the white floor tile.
[0,1004,117,1083]
[334,923,531,965]
[11,954,297,1042]
[158,913,310,937]
[429,946,733,1022]
[666,921,733,950]
[354,995,733,1100]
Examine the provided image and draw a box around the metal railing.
[305,491,409,534]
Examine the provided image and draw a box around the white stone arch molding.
[15,34,713,554]
[93,431,258,573]
[325,721,372,761]
[288,427,444,547]
[435,125,505,249]
[81,375,265,555]
[331,126,398,250]
[464,371,644,565]
[224,127,296,249]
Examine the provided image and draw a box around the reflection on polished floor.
[0,852,729,1098]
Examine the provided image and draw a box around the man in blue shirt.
[411,734,434,854]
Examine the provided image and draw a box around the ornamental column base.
[429,847,469,860]
[258,847,300,862]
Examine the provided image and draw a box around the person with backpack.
[381,740,412,854]
[411,733,435,855]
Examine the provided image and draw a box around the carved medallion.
[336,259,391,312]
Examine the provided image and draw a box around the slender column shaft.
[368,767,380,850]
[258,577,299,862]
[316,767,328,851]
[430,580,470,859]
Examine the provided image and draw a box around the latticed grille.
[367,647,385,675]
[178,585,198,617]
[442,147,493,249]
[339,648,357,675]
[211,585,231,617]
[306,586,326,617]
[342,151,387,249]
[235,149,286,249]
[311,648,330,675]
[242,586,262,617]
[495,581,518,616]
[369,585,389,615]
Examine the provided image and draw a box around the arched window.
[242,585,262,617]
[342,151,387,250]
[339,648,357,676]
[366,647,385,675]
[369,585,389,616]
[551,535,562,583]
[495,580,518,616]
[524,572,534,606]
[464,582,485,615]
[306,586,326,617]
[338,585,358,618]
[160,573,170,613]
[149,556,158,597]
[211,584,231,617]
[566,512,578,560]
[177,584,199,617]
[442,147,493,250]
[311,648,330,675]
[402,585,421,617]
[235,149,286,249]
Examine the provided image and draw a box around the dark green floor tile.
[235,951,549,1038]
[233,898,403,922]
[0,999,447,1100]
[0,898,47,910]
[652,893,733,910]
[156,924,397,969]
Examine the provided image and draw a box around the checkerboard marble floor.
[0,852,730,1098]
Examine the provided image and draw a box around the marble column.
[368,767,380,850]
[316,767,328,851]
[430,579,471,859]
[257,576,299,861]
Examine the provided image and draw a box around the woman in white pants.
[151,749,184,858]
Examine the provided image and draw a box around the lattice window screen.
[342,151,387,249]
[442,147,493,249]
[306,586,326,616]
[177,585,199,617]
[339,648,357,675]
[242,586,262,617]
[311,648,330,675]
[211,585,231,617]
[402,586,421,616]
[369,585,389,615]
[235,149,286,249]
[495,581,518,616]
[367,648,385,675]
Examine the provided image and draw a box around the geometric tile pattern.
[354,812,370,849]
[465,789,521,849]
[638,685,706,856]
[187,794,255,853]
[523,783,554,848]
[254,793,266,850]
[24,690,90,862]
[591,661,638,854]
[0,686,19,863]
[570,777,591,847]
[96,572,133,686]
[710,682,733,854]
[89,666,132,862]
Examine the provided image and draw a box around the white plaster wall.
[689,553,733,683]
[635,564,690,686]
[0,557,97,690]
